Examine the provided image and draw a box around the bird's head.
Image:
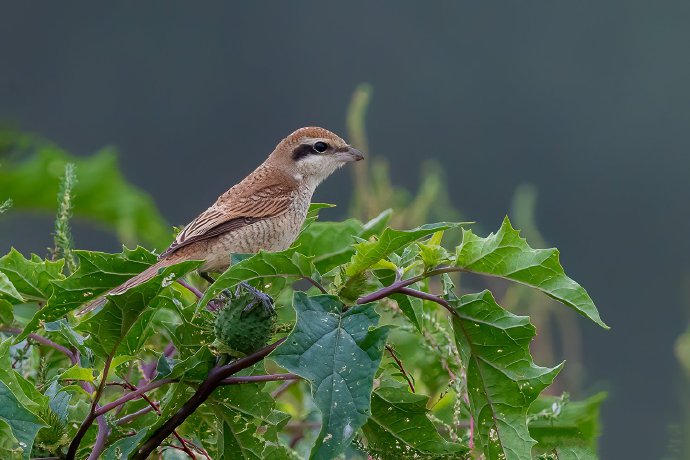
[269,127,364,185]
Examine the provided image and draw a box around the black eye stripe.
[291,142,334,160]
[291,144,314,161]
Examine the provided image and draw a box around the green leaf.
[165,347,215,382]
[102,428,149,460]
[373,270,424,332]
[272,293,391,460]
[450,289,562,460]
[0,249,63,302]
[198,250,314,310]
[0,300,13,326]
[203,365,294,459]
[80,259,201,356]
[0,273,23,303]
[304,202,336,223]
[418,230,449,268]
[530,393,605,459]
[455,217,608,329]
[293,219,364,274]
[48,247,157,312]
[0,139,170,248]
[210,383,293,460]
[0,418,22,459]
[18,247,168,342]
[56,384,91,399]
[57,365,95,383]
[362,379,466,458]
[0,381,45,460]
[360,208,393,240]
[44,381,71,422]
[390,292,423,333]
[0,340,48,413]
[345,222,452,278]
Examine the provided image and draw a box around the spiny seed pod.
[35,408,69,453]
[214,289,276,356]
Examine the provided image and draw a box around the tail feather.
[77,259,173,315]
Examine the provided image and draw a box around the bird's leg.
[199,272,216,284]
[200,271,236,297]
[199,272,225,312]
[238,282,275,318]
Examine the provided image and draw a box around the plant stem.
[356,265,463,317]
[385,345,415,393]
[177,279,203,299]
[0,326,77,363]
[121,376,196,459]
[397,287,458,318]
[115,405,156,425]
[271,379,299,398]
[132,338,285,460]
[67,347,118,460]
[94,378,176,416]
[300,276,327,294]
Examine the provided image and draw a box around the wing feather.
[160,179,297,258]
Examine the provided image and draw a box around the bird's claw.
[238,282,275,318]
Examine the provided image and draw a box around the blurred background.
[1,2,688,458]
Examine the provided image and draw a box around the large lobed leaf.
[79,259,201,356]
[198,250,314,309]
[450,288,562,460]
[272,293,391,460]
[0,249,64,303]
[16,246,172,342]
[0,340,47,459]
[0,272,23,304]
[49,247,157,311]
[210,378,294,460]
[455,216,608,329]
[362,379,466,458]
[0,382,44,460]
[293,219,364,274]
[345,222,452,278]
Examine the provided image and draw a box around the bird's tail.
[77,259,175,315]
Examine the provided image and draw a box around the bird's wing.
[160,180,298,258]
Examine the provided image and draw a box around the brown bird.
[79,126,364,314]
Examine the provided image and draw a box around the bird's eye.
[313,141,329,153]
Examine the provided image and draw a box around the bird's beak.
[340,146,365,162]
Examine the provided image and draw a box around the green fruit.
[214,290,276,356]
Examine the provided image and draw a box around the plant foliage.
[0,131,608,459]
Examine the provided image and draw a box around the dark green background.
[1,2,687,458]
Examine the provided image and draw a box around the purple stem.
[397,287,459,317]
[300,276,327,294]
[88,417,109,460]
[177,279,203,299]
[140,341,177,383]
[0,327,77,363]
[133,338,286,459]
[94,378,176,417]
[0,326,111,457]
[164,341,177,357]
[115,405,156,425]
[356,265,466,305]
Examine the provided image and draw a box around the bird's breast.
[199,192,311,272]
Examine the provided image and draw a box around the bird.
[78,126,364,314]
